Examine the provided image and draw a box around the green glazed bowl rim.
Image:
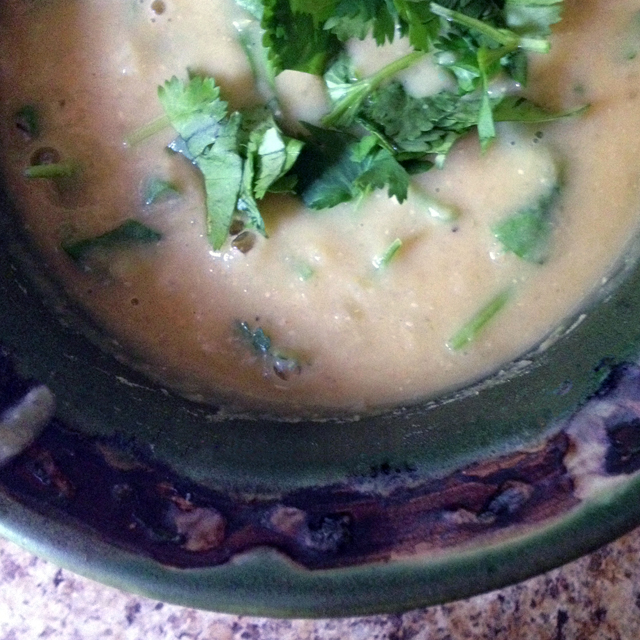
[4,175,640,616]
[1,452,640,618]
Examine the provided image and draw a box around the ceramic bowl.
[3,169,640,617]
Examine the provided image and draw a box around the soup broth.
[1,0,639,415]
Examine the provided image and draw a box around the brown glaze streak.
[6,350,640,571]
[0,421,577,570]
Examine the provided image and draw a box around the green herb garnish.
[504,0,564,37]
[322,51,425,129]
[237,321,303,380]
[62,219,162,262]
[25,161,79,179]
[237,321,273,353]
[125,115,171,147]
[235,18,278,100]
[492,183,559,263]
[155,0,580,248]
[15,105,40,139]
[158,76,302,248]
[373,238,403,269]
[144,177,180,205]
[297,128,409,209]
[447,287,512,351]
[429,3,551,54]
[158,76,242,248]
[320,18,582,167]
[261,0,342,74]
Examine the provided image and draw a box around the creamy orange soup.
[1,0,640,415]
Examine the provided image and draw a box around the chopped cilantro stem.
[447,288,512,351]
[234,19,277,97]
[373,237,403,269]
[322,51,426,129]
[430,3,550,53]
[367,50,427,85]
[24,161,79,179]
[124,114,171,147]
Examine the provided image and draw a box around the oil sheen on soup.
[1,0,639,415]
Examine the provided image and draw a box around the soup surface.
[1,0,640,415]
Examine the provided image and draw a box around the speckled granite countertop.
[2,527,640,640]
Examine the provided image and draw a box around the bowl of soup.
[2,0,640,617]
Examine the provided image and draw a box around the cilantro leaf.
[296,127,368,209]
[430,2,551,53]
[237,321,303,380]
[359,81,485,163]
[320,0,507,51]
[351,135,410,201]
[159,75,243,249]
[356,74,583,166]
[63,220,162,262]
[234,18,278,100]
[261,0,341,74]
[492,183,559,263]
[159,77,304,249]
[288,0,338,22]
[199,113,244,249]
[237,157,265,237]
[297,127,409,209]
[237,107,304,234]
[258,0,563,79]
[252,123,304,199]
[158,76,229,156]
[434,33,484,92]
[393,0,442,51]
[324,0,398,45]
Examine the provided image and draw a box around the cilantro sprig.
[151,0,579,249]
[259,0,564,64]
[264,0,574,160]
[158,76,302,249]
[429,2,551,54]
[322,51,426,129]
